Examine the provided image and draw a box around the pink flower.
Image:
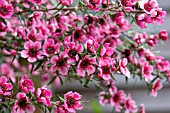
[0,2,13,19]
[0,76,13,96]
[156,60,169,72]
[43,39,59,56]
[27,0,47,5]
[64,91,83,113]
[109,25,120,38]
[20,41,43,63]
[110,89,126,112]
[120,0,138,11]
[72,28,86,42]
[64,42,84,63]
[159,30,168,41]
[124,94,137,113]
[147,34,158,47]
[36,85,52,106]
[142,62,153,81]
[100,43,114,57]
[77,56,96,77]
[60,0,73,6]
[12,92,35,113]
[151,79,163,97]
[118,58,130,78]
[85,0,102,11]
[139,104,145,113]
[151,8,167,24]
[139,0,159,14]
[98,58,112,80]
[50,55,69,75]
[19,74,35,94]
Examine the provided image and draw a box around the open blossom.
[36,85,52,106]
[151,79,163,97]
[110,88,126,112]
[118,58,130,78]
[0,1,13,19]
[60,0,73,6]
[124,94,137,113]
[120,0,138,11]
[0,76,13,96]
[12,92,35,113]
[85,0,102,11]
[20,41,43,63]
[77,56,96,77]
[142,62,153,81]
[27,0,47,5]
[98,58,112,80]
[50,55,69,75]
[43,39,59,56]
[147,34,158,47]
[64,91,83,113]
[19,74,35,94]
[139,0,159,14]
[64,42,84,63]
[100,43,114,57]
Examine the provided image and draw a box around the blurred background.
[54,0,170,113]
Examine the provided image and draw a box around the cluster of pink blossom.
[0,0,169,112]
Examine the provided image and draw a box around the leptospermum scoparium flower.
[64,91,83,113]
[0,0,169,112]
[36,85,52,106]
[20,41,43,63]
[0,76,13,96]
[0,0,13,19]
[12,92,35,113]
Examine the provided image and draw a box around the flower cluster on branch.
[0,0,169,113]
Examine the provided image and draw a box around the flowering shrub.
[0,0,169,113]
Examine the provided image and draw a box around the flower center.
[74,30,81,39]
[18,98,28,109]
[28,48,37,57]
[67,98,75,107]
[68,49,77,58]
[46,47,55,54]
[102,66,110,74]
[80,59,90,68]
[56,59,65,67]
[113,94,120,102]
[0,7,8,15]
[34,0,41,3]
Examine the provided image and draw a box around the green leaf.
[96,43,103,54]
[34,60,44,71]
[16,4,26,10]
[9,78,18,89]
[59,76,63,85]
[47,76,57,85]
[60,45,64,51]
[57,94,64,101]
[0,17,7,25]
[48,0,54,6]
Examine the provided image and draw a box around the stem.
[15,6,145,14]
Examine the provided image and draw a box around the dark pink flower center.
[34,0,41,3]
[102,66,110,74]
[18,98,28,109]
[56,58,66,67]
[89,0,95,6]
[68,49,77,58]
[113,93,120,103]
[110,27,118,34]
[46,47,55,54]
[80,59,90,69]
[74,30,81,39]
[0,6,8,16]
[28,48,37,57]
[28,34,36,42]
[67,98,75,107]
